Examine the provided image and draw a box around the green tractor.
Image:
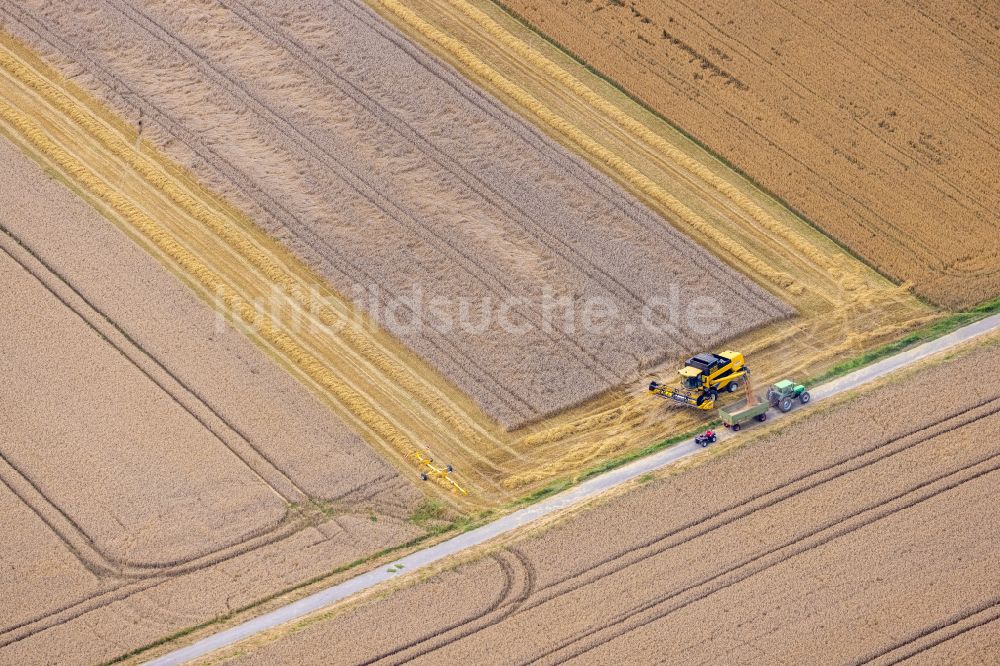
[766,379,811,413]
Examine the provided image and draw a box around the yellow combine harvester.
[648,350,748,410]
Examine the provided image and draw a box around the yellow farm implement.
[410,450,468,496]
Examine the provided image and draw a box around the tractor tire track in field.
[0,581,160,649]
[331,473,423,521]
[852,596,1000,666]
[360,397,1000,663]
[0,456,114,578]
[529,439,1000,664]
[98,0,629,397]
[0,2,535,427]
[0,583,128,639]
[346,0,793,311]
[0,224,307,506]
[0,511,315,647]
[0,228,340,576]
[436,392,1000,627]
[358,548,536,666]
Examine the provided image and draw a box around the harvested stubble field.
[0,136,424,665]
[500,0,1000,308]
[0,0,790,431]
[209,341,1000,665]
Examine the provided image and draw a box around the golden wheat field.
[501,0,1000,308]
[211,341,1000,665]
[0,0,995,664]
[0,131,425,665]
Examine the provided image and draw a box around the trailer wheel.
[800,391,811,404]
[757,412,767,422]
[732,423,741,432]
[779,398,793,413]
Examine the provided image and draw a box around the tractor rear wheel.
[779,398,793,412]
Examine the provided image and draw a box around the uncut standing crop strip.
[0,0,791,428]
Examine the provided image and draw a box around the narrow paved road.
[146,312,1000,666]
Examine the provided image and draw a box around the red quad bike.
[694,429,717,448]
